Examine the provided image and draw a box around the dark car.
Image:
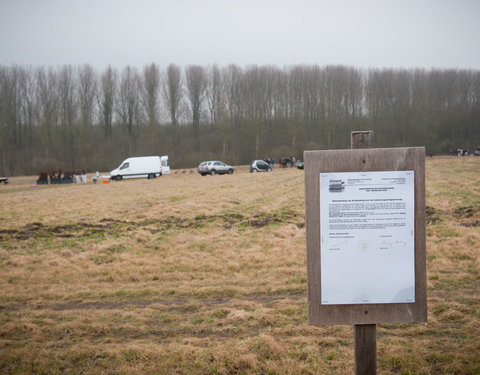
[249,160,272,172]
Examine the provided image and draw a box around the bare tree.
[142,63,161,154]
[323,66,350,148]
[185,65,207,149]
[242,65,271,159]
[223,64,243,161]
[0,66,40,175]
[0,67,20,175]
[35,66,58,161]
[17,66,36,172]
[76,64,97,168]
[142,63,161,127]
[78,65,97,129]
[162,64,183,158]
[223,64,243,127]
[117,66,142,154]
[206,65,222,127]
[163,64,183,127]
[261,66,277,153]
[57,65,77,166]
[287,66,305,152]
[207,65,228,159]
[98,65,117,138]
[270,67,289,149]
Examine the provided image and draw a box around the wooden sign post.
[304,131,427,375]
[352,131,376,375]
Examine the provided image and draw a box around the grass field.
[0,156,479,375]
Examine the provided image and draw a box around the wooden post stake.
[352,130,376,375]
[351,131,375,149]
[355,324,377,375]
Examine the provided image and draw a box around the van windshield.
[120,162,129,170]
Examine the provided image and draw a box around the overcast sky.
[1,0,479,70]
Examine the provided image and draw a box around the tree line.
[1,63,479,176]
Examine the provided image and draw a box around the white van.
[110,156,170,181]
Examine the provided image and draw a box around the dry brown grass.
[0,156,479,374]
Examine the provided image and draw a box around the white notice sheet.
[320,170,415,305]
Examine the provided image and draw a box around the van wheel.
[148,173,154,179]
[115,175,122,181]
[228,169,234,174]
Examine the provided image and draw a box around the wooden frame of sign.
[304,147,427,325]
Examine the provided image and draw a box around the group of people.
[263,157,299,168]
[37,170,86,184]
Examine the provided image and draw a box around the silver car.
[198,161,234,175]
